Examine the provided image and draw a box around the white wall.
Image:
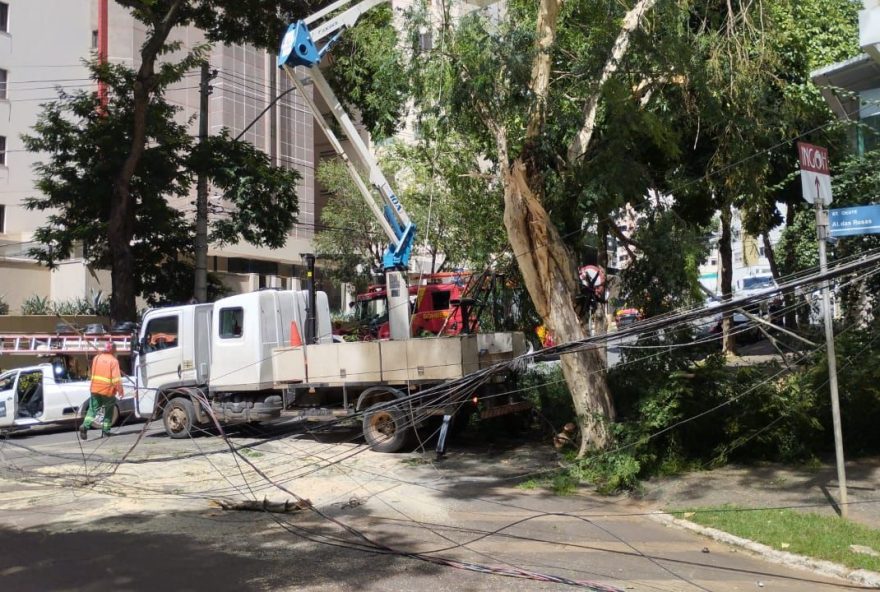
[0,0,92,241]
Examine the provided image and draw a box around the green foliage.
[383,132,506,271]
[0,295,8,316]
[23,62,195,301]
[559,322,880,494]
[115,1,312,53]
[776,207,819,275]
[826,150,880,321]
[620,211,708,317]
[20,295,53,316]
[323,5,407,140]
[811,323,880,455]
[313,159,386,287]
[18,289,111,317]
[25,0,393,320]
[314,132,507,285]
[576,447,643,495]
[193,131,300,249]
[520,363,575,433]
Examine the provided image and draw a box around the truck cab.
[134,290,332,435]
[344,274,478,340]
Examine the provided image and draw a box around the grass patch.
[515,473,578,495]
[400,457,430,467]
[517,478,541,490]
[675,505,880,572]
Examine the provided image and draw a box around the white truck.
[133,288,527,451]
[0,363,136,433]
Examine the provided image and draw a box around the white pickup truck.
[0,363,136,433]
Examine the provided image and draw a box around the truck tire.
[78,401,120,429]
[163,397,196,439]
[362,402,412,453]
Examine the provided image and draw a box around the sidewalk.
[640,456,880,528]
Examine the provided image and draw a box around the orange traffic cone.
[290,321,302,347]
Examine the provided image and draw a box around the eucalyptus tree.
[403,0,673,453]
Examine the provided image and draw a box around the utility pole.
[195,62,216,302]
[816,200,849,518]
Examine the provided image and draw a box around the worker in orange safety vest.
[78,341,124,439]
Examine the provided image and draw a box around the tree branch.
[606,218,641,260]
[525,0,563,141]
[566,0,658,164]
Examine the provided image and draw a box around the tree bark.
[567,0,659,162]
[499,155,614,454]
[762,233,779,280]
[719,203,736,355]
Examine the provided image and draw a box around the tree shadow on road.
[0,508,446,592]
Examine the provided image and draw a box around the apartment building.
[0,0,317,313]
[813,0,880,156]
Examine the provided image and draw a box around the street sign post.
[797,142,848,518]
[829,204,880,237]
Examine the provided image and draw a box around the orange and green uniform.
[81,353,123,434]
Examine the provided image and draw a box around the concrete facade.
[0,0,318,313]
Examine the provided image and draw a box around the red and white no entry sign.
[797,141,832,206]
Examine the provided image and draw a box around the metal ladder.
[0,333,132,355]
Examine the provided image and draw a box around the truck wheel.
[163,398,195,439]
[362,402,412,453]
[96,404,121,428]
[78,401,120,429]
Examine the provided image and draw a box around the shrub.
[20,295,52,315]
[0,295,8,315]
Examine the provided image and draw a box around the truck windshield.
[741,277,774,290]
[353,298,387,323]
[0,371,14,391]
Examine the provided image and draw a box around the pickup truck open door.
[0,370,16,428]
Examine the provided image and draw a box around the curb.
[650,511,880,589]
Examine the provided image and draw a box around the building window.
[0,69,6,99]
[0,3,7,33]
[0,136,6,166]
[91,30,98,49]
[419,31,433,52]
[227,257,279,276]
[0,205,5,234]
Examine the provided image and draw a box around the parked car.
[696,297,759,344]
[736,274,783,317]
[0,363,137,434]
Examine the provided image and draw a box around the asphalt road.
[0,420,861,592]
